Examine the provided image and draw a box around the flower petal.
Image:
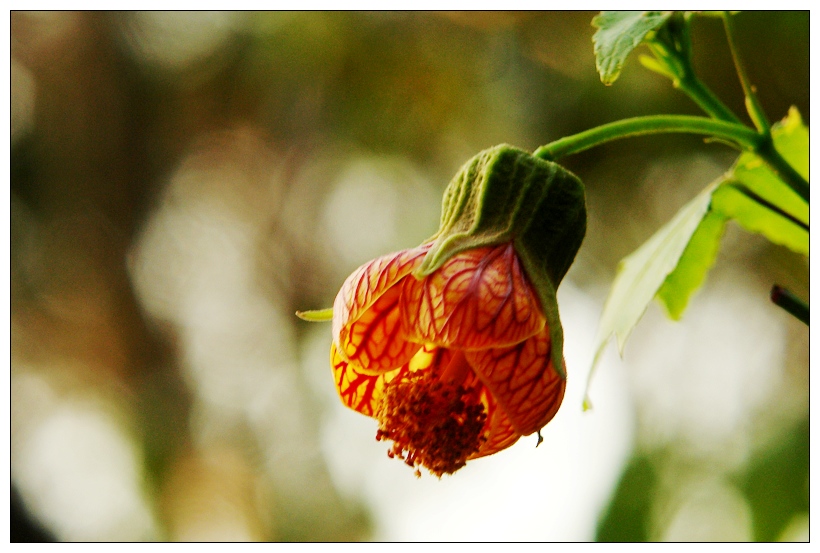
[471,390,521,458]
[331,342,447,419]
[331,343,410,417]
[388,345,521,461]
[465,327,565,436]
[334,340,526,460]
[403,243,545,349]
[333,246,429,372]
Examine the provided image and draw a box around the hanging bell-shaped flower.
[326,144,586,477]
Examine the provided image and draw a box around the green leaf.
[729,107,808,221]
[586,111,808,407]
[711,184,808,255]
[638,53,676,80]
[771,107,809,179]
[585,180,721,408]
[593,180,719,357]
[295,308,333,322]
[659,108,809,319]
[711,107,809,255]
[656,209,727,319]
[592,11,673,85]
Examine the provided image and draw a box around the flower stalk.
[534,115,809,204]
[533,115,761,159]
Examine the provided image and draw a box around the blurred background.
[9,11,808,542]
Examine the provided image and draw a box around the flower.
[331,241,566,477]
[321,144,586,477]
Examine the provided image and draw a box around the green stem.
[677,73,741,124]
[771,285,809,325]
[722,11,770,132]
[535,115,809,204]
[534,115,762,160]
[645,13,741,124]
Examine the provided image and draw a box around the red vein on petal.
[405,244,544,349]
[466,328,565,436]
[471,390,520,458]
[334,246,430,364]
[346,286,421,372]
[332,343,410,417]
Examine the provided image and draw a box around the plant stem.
[676,72,741,124]
[646,13,741,124]
[534,115,762,160]
[535,115,809,204]
[722,11,770,132]
[771,285,809,325]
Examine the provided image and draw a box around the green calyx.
[415,144,587,378]
[416,144,586,287]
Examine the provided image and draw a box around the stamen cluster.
[376,372,487,478]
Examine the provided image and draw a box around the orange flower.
[331,241,565,477]
[301,144,586,476]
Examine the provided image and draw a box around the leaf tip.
[295,308,334,322]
